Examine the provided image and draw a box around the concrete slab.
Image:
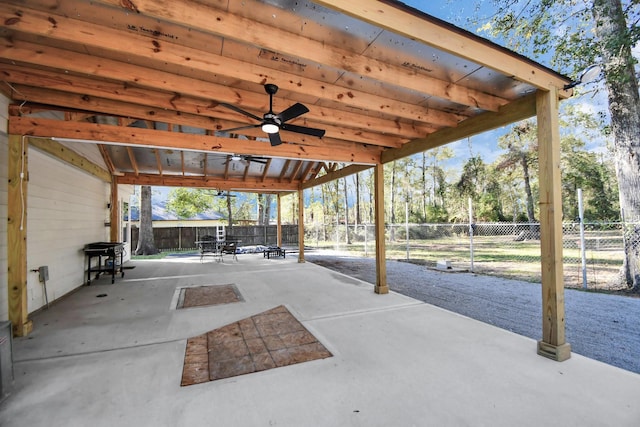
[1,253,639,426]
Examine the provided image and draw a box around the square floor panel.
[177,284,243,309]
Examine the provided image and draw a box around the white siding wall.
[0,93,9,320]
[26,148,109,312]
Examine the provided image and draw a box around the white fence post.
[405,202,410,260]
[469,198,474,272]
[364,223,368,257]
[578,188,588,289]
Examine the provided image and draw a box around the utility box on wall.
[0,321,13,402]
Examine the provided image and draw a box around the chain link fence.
[304,221,638,290]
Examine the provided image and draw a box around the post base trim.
[13,319,33,337]
[375,285,389,294]
[537,340,571,361]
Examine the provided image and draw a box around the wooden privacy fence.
[131,224,299,251]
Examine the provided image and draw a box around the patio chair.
[197,235,222,262]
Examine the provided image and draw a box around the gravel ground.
[305,251,640,375]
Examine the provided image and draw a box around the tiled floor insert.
[181,305,332,385]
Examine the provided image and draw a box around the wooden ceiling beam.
[381,94,538,163]
[0,2,501,119]
[88,0,509,110]
[9,117,382,164]
[10,84,405,147]
[302,164,372,190]
[316,0,572,96]
[116,173,300,191]
[1,66,422,144]
[0,4,462,126]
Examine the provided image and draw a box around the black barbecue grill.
[83,242,125,285]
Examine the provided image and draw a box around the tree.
[135,185,159,255]
[476,0,640,290]
[496,122,538,224]
[166,188,214,219]
[561,136,619,221]
[593,0,640,288]
[456,156,507,221]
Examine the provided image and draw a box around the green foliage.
[166,188,216,219]
[475,0,639,78]
[424,204,449,223]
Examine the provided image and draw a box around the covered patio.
[1,254,638,426]
[2,0,575,363]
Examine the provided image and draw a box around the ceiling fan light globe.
[262,123,279,134]
[230,154,242,161]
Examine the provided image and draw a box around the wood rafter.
[0,67,420,145]
[289,161,304,183]
[154,149,164,177]
[9,117,381,164]
[315,0,573,96]
[86,0,508,110]
[116,173,299,191]
[261,159,272,182]
[126,147,139,176]
[0,0,571,193]
[0,3,472,125]
[278,160,291,182]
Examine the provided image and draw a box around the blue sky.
[399,0,612,166]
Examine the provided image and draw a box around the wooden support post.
[277,193,283,248]
[536,87,571,361]
[7,135,33,337]
[109,179,118,242]
[374,164,388,294]
[297,189,305,263]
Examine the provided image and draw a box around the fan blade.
[220,124,261,133]
[269,132,282,146]
[244,156,269,165]
[277,103,309,123]
[219,102,263,122]
[280,123,326,138]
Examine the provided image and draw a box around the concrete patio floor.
[1,253,639,426]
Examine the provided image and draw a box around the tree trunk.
[264,194,273,226]
[593,0,640,290]
[135,185,158,255]
[257,194,264,226]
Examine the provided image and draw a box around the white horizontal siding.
[26,148,110,313]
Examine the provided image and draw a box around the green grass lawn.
[309,235,624,290]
